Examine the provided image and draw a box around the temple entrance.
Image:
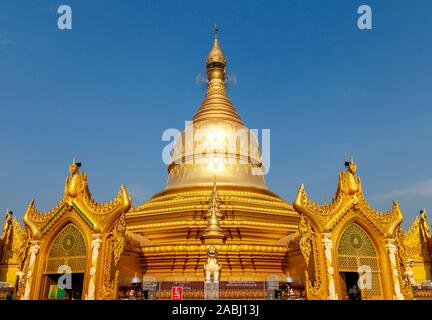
[43,224,88,300]
[45,273,84,300]
[340,272,361,300]
[337,223,384,300]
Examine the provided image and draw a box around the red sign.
[171,287,183,300]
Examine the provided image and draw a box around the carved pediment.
[23,159,131,238]
[293,160,403,237]
[404,211,431,262]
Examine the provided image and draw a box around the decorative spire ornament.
[201,179,226,244]
[192,25,243,125]
[214,23,219,40]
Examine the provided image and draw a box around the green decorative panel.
[338,223,376,257]
[46,224,87,274]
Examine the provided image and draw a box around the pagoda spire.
[201,179,226,244]
[192,25,243,125]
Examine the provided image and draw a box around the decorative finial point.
[214,23,219,40]
[345,155,355,169]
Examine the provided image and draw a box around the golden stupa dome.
[165,27,267,191]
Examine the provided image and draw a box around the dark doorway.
[45,273,84,300]
[341,272,361,300]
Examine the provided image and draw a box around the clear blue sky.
[0,0,431,229]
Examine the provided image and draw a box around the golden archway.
[17,159,130,300]
[294,160,408,300]
[45,224,87,274]
[336,223,383,299]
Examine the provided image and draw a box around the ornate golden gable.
[23,158,131,238]
[293,160,409,300]
[14,159,133,300]
[404,210,431,262]
[294,160,403,237]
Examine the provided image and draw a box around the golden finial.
[206,25,226,66]
[69,157,81,176]
[344,155,354,167]
[71,157,81,169]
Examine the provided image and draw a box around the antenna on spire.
[214,23,219,40]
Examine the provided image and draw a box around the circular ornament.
[63,235,75,250]
[350,233,362,249]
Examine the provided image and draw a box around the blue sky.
[0,0,431,229]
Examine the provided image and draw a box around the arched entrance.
[337,223,384,300]
[43,224,87,300]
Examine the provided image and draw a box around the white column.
[86,234,102,300]
[22,240,40,300]
[385,239,404,300]
[322,233,338,300]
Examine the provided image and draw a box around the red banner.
[171,287,183,300]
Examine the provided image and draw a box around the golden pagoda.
[126,27,301,290]
[1,28,432,300]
